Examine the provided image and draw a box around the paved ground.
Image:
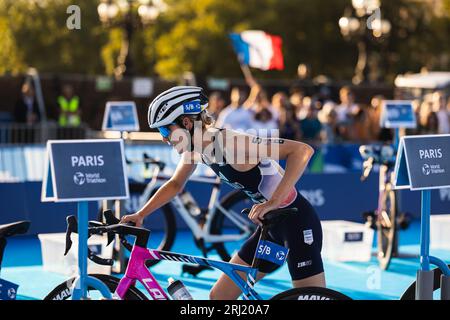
[2,220,449,300]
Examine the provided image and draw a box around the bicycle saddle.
[0,221,30,239]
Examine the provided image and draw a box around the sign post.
[380,100,417,149]
[394,134,450,300]
[102,101,140,132]
[101,101,140,273]
[42,139,129,299]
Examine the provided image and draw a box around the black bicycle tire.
[210,189,255,262]
[44,274,148,300]
[377,184,397,270]
[400,265,450,300]
[270,287,352,300]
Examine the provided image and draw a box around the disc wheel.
[270,287,352,300]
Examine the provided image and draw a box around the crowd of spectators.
[213,84,450,146]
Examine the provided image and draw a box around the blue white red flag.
[229,30,284,71]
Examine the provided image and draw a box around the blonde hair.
[181,110,215,129]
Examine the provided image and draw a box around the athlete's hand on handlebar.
[248,200,280,227]
[120,213,145,227]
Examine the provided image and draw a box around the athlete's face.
[163,117,194,154]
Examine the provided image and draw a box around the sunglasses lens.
[158,127,170,138]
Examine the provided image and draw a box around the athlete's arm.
[121,152,197,226]
[226,131,314,224]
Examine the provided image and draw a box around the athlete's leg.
[209,254,266,300]
[292,272,326,288]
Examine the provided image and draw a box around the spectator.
[421,111,439,135]
[250,89,278,136]
[279,103,301,141]
[418,99,439,134]
[14,82,41,125]
[215,87,253,131]
[298,96,312,120]
[318,101,339,144]
[367,95,393,142]
[207,91,226,119]
[336,86,359,122]
[57,84,81,127]
[299,103,322,144]
[242,84,278,136]
[290,64,312,95]
[335,86,360,140]
[432,91,449,134]
[348,104,372,143]
[271,91,288,120]
[289,89,305,119]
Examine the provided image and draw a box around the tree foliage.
[0,0,448,82]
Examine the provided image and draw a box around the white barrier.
[321,220,374,262]
[38,233,113,276]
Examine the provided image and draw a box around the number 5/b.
[258,245,271,255]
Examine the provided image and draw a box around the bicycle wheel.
[270,287,352,300]
[400,265,450,300]
[377,183,397,270]
[44,274,148,300]
[210,190,256,262]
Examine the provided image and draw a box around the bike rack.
[41,139,129,300]
[417,190,450,300]
[393,134,450,300]
[71,201,113,300]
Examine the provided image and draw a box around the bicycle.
[45,209,351,300]
[99,153,256,271]
[359,144,411,270]
[0,220,30,300]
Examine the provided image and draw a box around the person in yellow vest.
[58,84,81,127]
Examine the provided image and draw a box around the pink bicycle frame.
[114,244,261,300]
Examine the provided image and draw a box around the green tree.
[0,0,448,82]
[0,0,109,74]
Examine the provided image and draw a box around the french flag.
[229,31,284,71]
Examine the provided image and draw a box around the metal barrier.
[0,122,89,144]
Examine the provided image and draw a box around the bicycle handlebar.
[241,207,298,227]
[64,210,151,266]
[126,153,166,171]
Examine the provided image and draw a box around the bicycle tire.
[377,183,397,270]
[400,265,450,300]
[210,190,255,262]
[270,287,352,300]
[44,274,148,300]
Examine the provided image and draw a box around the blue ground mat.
[2,220,449,300]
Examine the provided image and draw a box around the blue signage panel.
[394,134,450,191]
[0,278,19,300]
[102,101,139,132]
[41,139,129,202]
[255,240,289,266]
[380,100,417,129]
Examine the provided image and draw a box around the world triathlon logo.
[422,164,431,175]
[276,251,286,261]
[8,287,16,299]
[73,172,86,185]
